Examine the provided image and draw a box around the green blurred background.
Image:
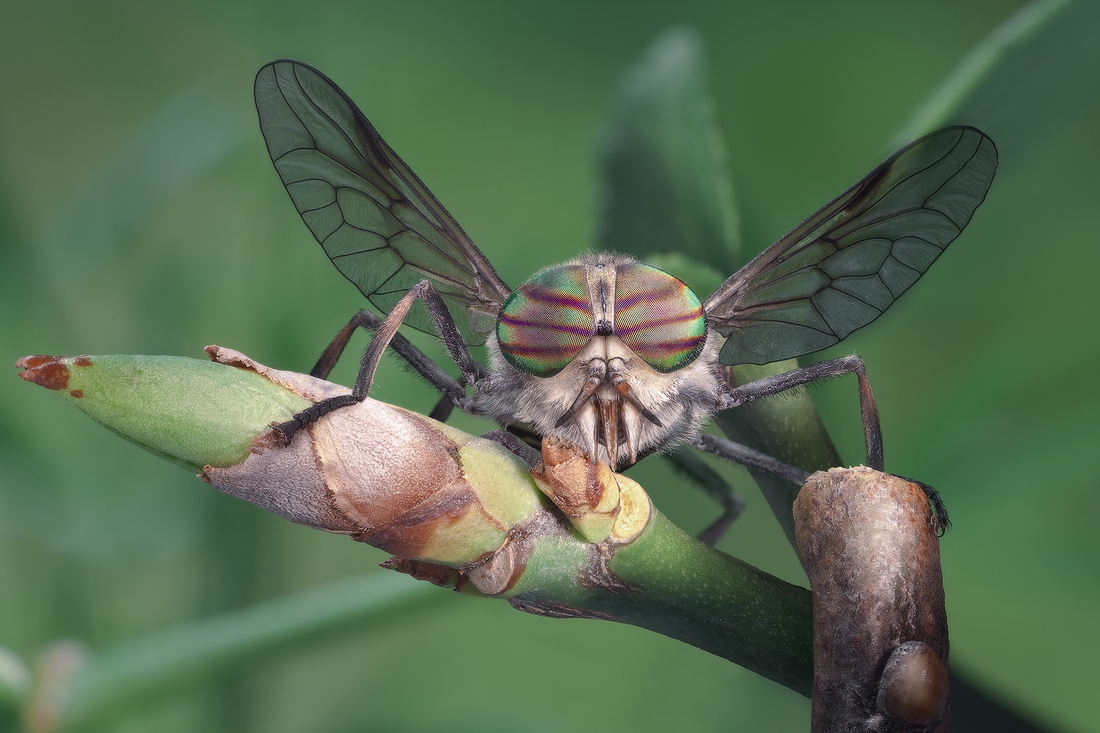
[2,1,1097,731]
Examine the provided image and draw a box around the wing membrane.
[704,126,997,365]
[254,60,512,342]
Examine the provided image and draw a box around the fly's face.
[488,253,723,466]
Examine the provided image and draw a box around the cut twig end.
[795,467,949,732]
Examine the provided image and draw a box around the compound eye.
[614,263,707,373]
[497,265,595,377]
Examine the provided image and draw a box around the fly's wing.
[704,126,997,365]
[254,60,512,343]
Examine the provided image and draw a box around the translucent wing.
[254,60,512,343]
[704,126,997,365]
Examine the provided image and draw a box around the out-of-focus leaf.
[593,27,839,547]
[641,251,725,302]
[596,27,741,275]
[33,85,245,303]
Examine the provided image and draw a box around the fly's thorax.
[486,254,722,465]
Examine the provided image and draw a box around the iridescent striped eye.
[614,263,707,373]
[497,265,595,377]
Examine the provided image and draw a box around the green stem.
[608,513,812,694]
[501,511,813,696]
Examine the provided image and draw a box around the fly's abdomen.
[497,265,595,377]
[614,263,707,373]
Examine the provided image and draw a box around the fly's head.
[486,253,724,468]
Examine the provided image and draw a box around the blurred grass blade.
[38,573,442,730]
[596,26,740,282]
[34,85,245,302]
[0,647,30,713]
[891,0,1086,149]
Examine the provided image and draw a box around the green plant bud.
[17,348,817,692]
[207,395,546,566]
[15,352,311,471]
[16,347,650,590]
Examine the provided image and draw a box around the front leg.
[720,355,884,471]
[310,309,471,409]
[277,280,483,442]
[690,435,811,486]
[710,357,950,531]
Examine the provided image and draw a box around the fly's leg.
[693,432,950,533]
[690,435,811,485]
[719,355,884,471]
[664,449,747,546]
[479,430,542,469]
[681,436,812,544]
[892,475,951,536]
[276,281,481,443]
[711,355,949,531]
[308,309,374,379]
[308,309,471,408]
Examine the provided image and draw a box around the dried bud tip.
[15,354,91,393]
